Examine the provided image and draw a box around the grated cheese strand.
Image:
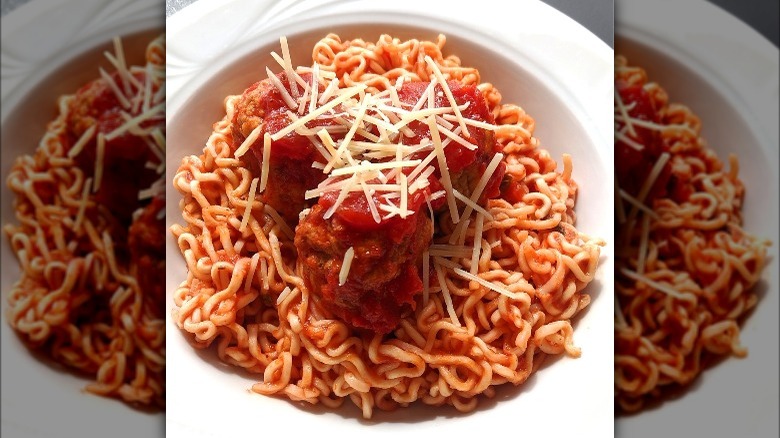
[104,102,164,140]
[360,180,382,223]
[338,247,355,286]
[270,51,310,94]
[620,267,689,300]
[99,67,131,109]
[434,262,460,327]
[266,66,297,109]
[399,173,409,218]
[240,178,259,233]
[424,56,469,137]
[615,114,696,135]
[614,87,637,137]
[449,152,503,244]
[271,85,364,141]
[234,124,263,158]
[279,36,300,99]
[618,189,660,219]
[323,175,358,220]
[453,189,492,220]
[309,63,320,114]
[73,178,93,233]
[67,125,96,158]
[427,115,460,224]
[615,130,644,151]
[264,204,295,240]
[326,92,371,173]
[470,213,485,275]
[259,133,272,192]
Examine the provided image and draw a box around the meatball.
[231,72,331,224]
[295,188,434,334]
[66,70,162,224]
[397,80,505,205]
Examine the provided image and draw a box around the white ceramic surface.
[166,0,614,437]
[615,0,779,436]
[1,1,164,437]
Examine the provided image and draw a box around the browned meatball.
[66,70,162,224]
[295,189,434,334]
[230,73,331,224]
[397,81,505,205]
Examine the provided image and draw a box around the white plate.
[615,0,779,436]
[1,1,163,437]
[165,0,614,436]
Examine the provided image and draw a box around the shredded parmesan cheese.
[240,178,259,233]
[98,67,131,109]
[264,204,295,240]
[470,213,484,275]
[614,87,637,137]
[339,247,355,286]
[427,115,459,224]
[424,56,468,136]
[619,189,660,219]
[620,268,689,300]
[259,133,272,192]
[235,125,263,158]
[67,125,96,158]
[73,178,93,232]
[266,66,297,109]
[434,262,460,326]
[272,85,364,141]
[104,102,164,141]
[279,36,300,99]
[449,153,503,244]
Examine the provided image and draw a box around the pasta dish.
[614,55,770,412]
[172,34,603,418]
[4,35,166,408]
